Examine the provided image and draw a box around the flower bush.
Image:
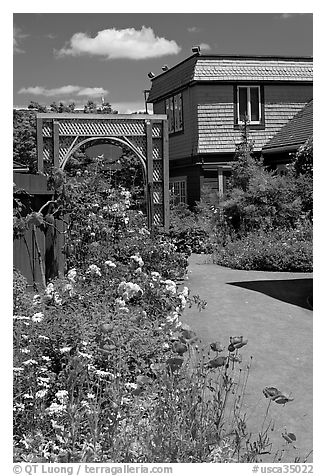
[13,157,309,462]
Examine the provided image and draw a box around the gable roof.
[147,54,313,102]
[263,99,313,153]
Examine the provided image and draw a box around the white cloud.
[111,101,153,114]
[279,13,307,20]
[199,43,211,51]
[18,85,108,97]
[56,26,181,60]
[14,26,28,54]
[187,26,200,33]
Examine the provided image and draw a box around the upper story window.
[236,86,262,125]
[165,92,183,134]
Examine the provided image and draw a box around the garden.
[169,131,313,274]
[13,112,312,463]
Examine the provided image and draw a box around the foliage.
[13,110,38,173]
[14,268,300,462]
[13,156,308,462]
[291,137,313,177]
[212,222,312,272]
[168,202,213,255]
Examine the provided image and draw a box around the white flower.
[67,268,77,282]
[115,297,127,308]
[59,346,72,354]
[87,393,96,399]
[181,286,189,297]
[13,315,30,321]
[47,402,65,415]
[42,356,51,362]
[55,390,68,403]
[38,335,50,341]
[14,403,25,411]
[23,393,33,399]
[105,260,116,268]
[32,294,42,305]
[20,348,30,354]
[78,351,92,359]
[38,376,50,385]
[87,264,102,277]
[22,359,38,366]
[36,389,48,399]
[45,283,55,295]
[118,281,143,301]
[32,312,44,323]
[178,295,187,310]
[163,279,177,295]
[162,343,170,350]
[54,292,62,306]
[130,253,144,268]
[94,369,114,379]
[51,419,64,431]
[151,271,161,282]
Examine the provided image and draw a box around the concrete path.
[183,254,313,461]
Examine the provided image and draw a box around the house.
[262,99,313,173]
[147,51,313,205]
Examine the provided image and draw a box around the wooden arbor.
[36,113,170,230]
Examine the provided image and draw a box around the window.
[169,177,187,204]
[165,92,183,133]
[236,86,262,124]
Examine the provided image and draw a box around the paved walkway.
[183,254,313,461]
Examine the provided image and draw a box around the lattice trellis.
[36,113,169,230]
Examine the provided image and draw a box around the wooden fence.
[13,172,65,289]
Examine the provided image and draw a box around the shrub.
[212,224,312,272]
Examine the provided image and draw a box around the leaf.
[26,212,44,227]
[263,386,281,399]
[272,394,294,404]
[207,356,228,368]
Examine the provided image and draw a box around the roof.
[147,54,313,102]
[263,99,313,153]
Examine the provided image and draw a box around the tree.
[83,100,98,114]
[13,110,37,173]
[100,100,118,114]
[27,101,47,112]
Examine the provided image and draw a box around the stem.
[32,225,46,288]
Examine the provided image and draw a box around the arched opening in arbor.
[62,136,148,218]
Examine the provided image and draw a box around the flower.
[38,335,50,341]
[87,264,102,277]
[59,346,72,354]
[47,402,65,415]
[130,253,144,268]
[32,312,44,323]
[22,359,38,366]
[163,279,177,294]
[105,260,116,268]
[32,294,42,305]
[67,268,77,282]
[87,393,96,399]
[118,281,143,301]
[55,390,69,403]
[36,389,48,399]
[13,315,30,321]
[151,271,161,282]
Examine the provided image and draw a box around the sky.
[13,12,313,113]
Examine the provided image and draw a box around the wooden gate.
[36,113,170,230]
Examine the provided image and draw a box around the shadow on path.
[227,278,313,310]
